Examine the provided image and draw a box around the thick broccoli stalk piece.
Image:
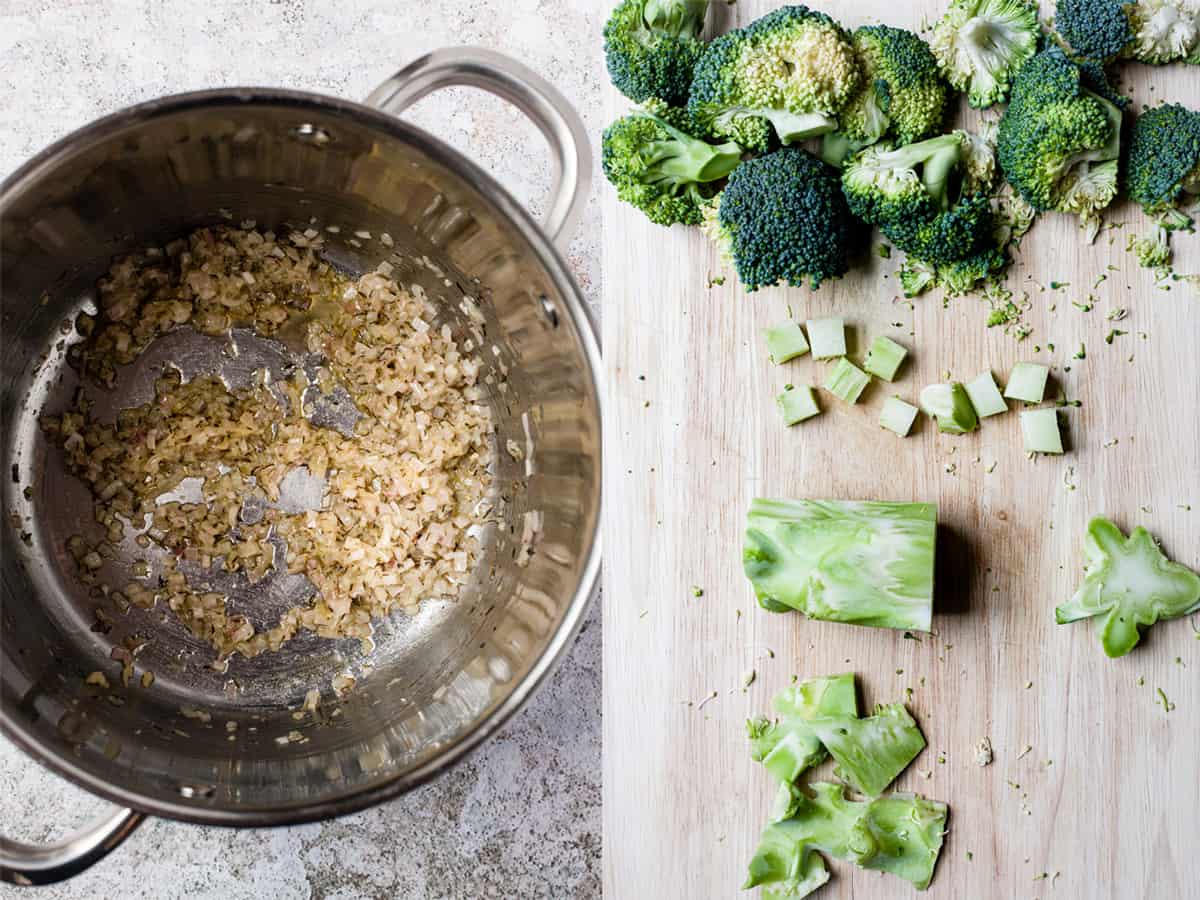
[604,0,712,105]
[602,106,743,226]
[747,674,859,783]
[688,6,860,152]
[1056,517,1200,658]
[743,499,937,632]
[746,783,949,893]
[705,148,860,291]
[997,48,1123,236]
[842,131,997,263]
[820,26,950,166]
[931,0,1040,108]
[804,704,927,798]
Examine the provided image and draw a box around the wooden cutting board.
[601,3,1200,897]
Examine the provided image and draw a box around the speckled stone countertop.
[0,2,602,897]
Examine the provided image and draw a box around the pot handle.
[364,47,592,250]
[0,807,144,885]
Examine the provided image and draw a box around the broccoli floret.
[898,257,939,296]
[1126,103,1200,224]
[604,0,711,106]
[820,25,949,167]
[1055,0,1137,61]
[1129,226,1173,267]
[705,148,861,291]
[688,6,860,152]
[842,131,997,262]
[602,105,743,226]
[997,48,1123,235]
[931,0,1040,108]
[1056,0,1200,64]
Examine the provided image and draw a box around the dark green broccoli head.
[602,105,743,227]
[997,48,1123,232]
[688,6,860,152]
[930,0,1040,107]
[1125,103,1200,219]
[706,148,861,291]
[1055,0,1136,61]
[842,132,997,262]
[840,25,949,146]
[604,0,711,105]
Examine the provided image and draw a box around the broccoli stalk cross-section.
[604,0,712,106]
[1056,517,1200,658]
[602,106,743,227]
[743,499,937,632]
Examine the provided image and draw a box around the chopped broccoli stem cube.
[964,371,1008,417]
[1003,361,1049,402]
[1056,516,1200,658]
[1020,408,1063,454]
[863,336,909,381]
[745,783,948,892]
[824,358,871,404]
[765,322,811,363]
[919,383,979,434]
[748,674,859,783]
[777,385,821,425]
[805,703,927,797]
[806,318,847,359]
[879,397,919,436]
[744,499,937,632]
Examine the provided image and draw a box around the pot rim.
[0,85,603,827]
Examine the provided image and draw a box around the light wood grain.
[601,3,1200,897]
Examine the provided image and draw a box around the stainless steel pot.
[0,48,601,884]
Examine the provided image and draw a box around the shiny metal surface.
[0,48,601,880]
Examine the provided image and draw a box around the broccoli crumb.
[1105,329,1127,344]
[691,586,704,598]
[878,243,892,259]
[1050,281,1070,290]
[742,669,757,689]
[1156,688,1175,713]
[974,737,993,766]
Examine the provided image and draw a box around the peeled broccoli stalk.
[602,108,744,227]
[747,674,859,783]
[604,0,711,106]
[824,358,871,404]
[744,499,937,632]
[688,6,861,152]
[805,704,927,797]
[931,0,1039,108]
[863,336,908,381]
[1003,361,1048,403]
[765,322,810,363]
[806,318,846,360]
[880,396,920,436]
[1056,517,1200,657]
[964,371,1008,417]
[777,385,822,425]
[746,783,948,892]
[1020,408,1064,455]
[920,383,979,434]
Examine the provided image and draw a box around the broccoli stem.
[642,0,709,38]
[641,113,743,184]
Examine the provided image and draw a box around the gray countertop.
[0,2,604,897]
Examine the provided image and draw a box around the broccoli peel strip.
[744,499,936,632]
[1056,517,1200,658]
[747,673,859,784]
[805,703,928,798]
[746,783,949,893]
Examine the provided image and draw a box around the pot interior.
[0,92,600,822]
